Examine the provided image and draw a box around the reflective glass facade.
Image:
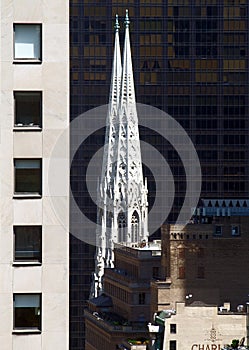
[70,1,249,348]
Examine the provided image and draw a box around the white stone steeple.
[114,9,148,244]
[92,11,148,297]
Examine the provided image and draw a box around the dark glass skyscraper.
[70,1,249,348]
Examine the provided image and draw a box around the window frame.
[231,225,240,237]
[138,292,146,305]
[214,225,222,236]
[13,23,42,63]
[169,340,177,350]
[178,266,185,279]
[13,226,42,264]
[13,293,42,332]
[152,266,160,279]
[170,323,177,334]
[14,91,42,129]
[14,158,42,197]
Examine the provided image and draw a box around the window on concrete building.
[14,159,42,195]
[152,266,160,279]
[170,340,177,350]
[14,92,42,127]
[197,247,205,258]
[231,225,240,236]
[138,292,146,305]
[178,247,185,259]
[13,294,41,330]
[214,225,222,236]
[14,226,42,262]
[170,324,177,334]
[14,24,42,61]
[178,266,185,279]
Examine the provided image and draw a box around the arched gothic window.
[118,213,126,242]
[131,211,139,242]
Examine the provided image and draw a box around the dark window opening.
[153,266,160,279]
[178,266,185,279]
[231,226,240,236]
[214,226,222,236]
[14,226,42,262]
[139,293,146,305]
[13,294,41,330]
[170,324,177,334]
[170,340,177,350]
[14,159,42,195]
[14,92,42,127]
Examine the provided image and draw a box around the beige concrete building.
[163,302,248,350]
[149,216,249,350]
[0,1,69,349]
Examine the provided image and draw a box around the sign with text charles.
[191,345,222,350]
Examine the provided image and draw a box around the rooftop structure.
[161,302,248,350]
[85,241,161,350]
[151,216,249,317]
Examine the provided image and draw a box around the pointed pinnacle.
[124,9,130,27]
[114,14,120,31]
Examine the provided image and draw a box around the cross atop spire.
[114,14,120,32]
[120,9,135,106]
[124,9,130,28]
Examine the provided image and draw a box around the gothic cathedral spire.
[114,9,148,244]
[92,11,148,297]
